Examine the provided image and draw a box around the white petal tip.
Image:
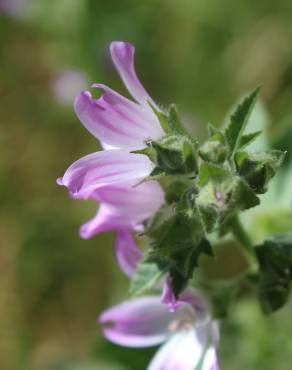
[79,226,91,239]
[110,40,133,51]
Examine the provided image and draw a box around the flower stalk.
[227,214,258,272]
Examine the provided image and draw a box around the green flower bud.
[151,135,199,175]
[235,150,285,194]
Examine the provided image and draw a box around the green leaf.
[148,167,166,179]
[151,135,198,175]
[198,162,230,187]
[151,136,185,174]
[229,177,260,211]
[235,150,286,194]
[182,138,199,173]
[196,175,259,231]
[207,123,220,137]
[225,87,260,156]
[150,103,194,139]
[148,211,203,255]
[169,238,213,297]
[145,194,213,297]
[255,233,292,313]
[130,260,164,296]
[149,103,171,134]
[132,146,156,162]
[238,130,262,150]
[198,204,219,233]
[199,135,228,164]
[168,104,190,137]
[165,180,191,204]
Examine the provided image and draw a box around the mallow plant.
[58,41,291,369]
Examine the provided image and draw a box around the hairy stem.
[228,214,257,270]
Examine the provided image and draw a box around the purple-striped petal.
[114,230,142,277]
[92,181,165,224]
[74,85,163,150]
[99,296,173,347]
[147,331,204,370]
[80,205,144,239]
[80,210,145,239]
[110,41,157,108]
[80,181,164,239]
[79,204,130,239]
[57,149,153,199]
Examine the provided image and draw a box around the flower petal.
[201,347,220,370]
[79,204,132,239]
[160,278,178,312]
[74,86,163,150]
[147,331,204,370]
[114,230,142,277]
[179,289,210,320]
[161,279,209,320]
[110,41,157,108]
[99,296,173,347]
[80,181,165,239]
[92,181,165,223]
[57,149,153,199]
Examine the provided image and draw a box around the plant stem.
[229,215,253,253]
[228,215,257,270]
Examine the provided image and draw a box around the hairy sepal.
[255,233,292,313]
[235,150,286,194]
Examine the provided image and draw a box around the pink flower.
[57,41,166,275]
[58,41,164,199]
[74,41,164,151]
[99,289,220,370]
[79,180,164,277]
[57,41,165,200]
[57,150,155,200]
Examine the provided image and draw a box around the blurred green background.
[1,1,292,369]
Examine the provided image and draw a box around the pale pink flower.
[79,180,164,277]
[57,41,165,200]
[99,289,220,370]
[74,41,164,151]
[57,42,166,274]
